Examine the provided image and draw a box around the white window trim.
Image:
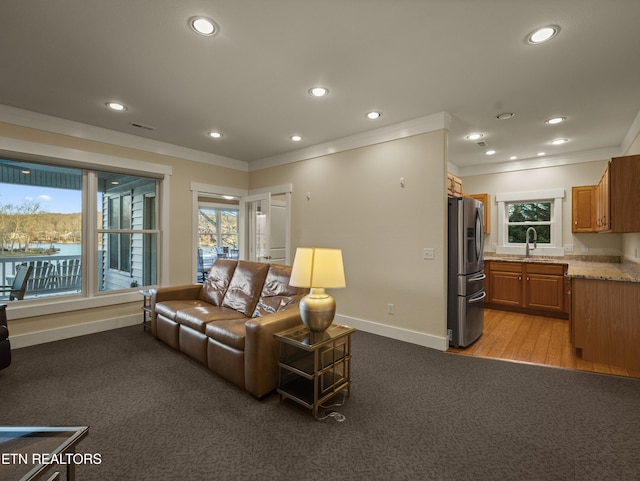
[0,136,172,320]
[495,189,565,257]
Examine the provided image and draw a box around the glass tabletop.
[0,426,89,481]
[275,323,355,349]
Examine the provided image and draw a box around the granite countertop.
[484,254,640,283]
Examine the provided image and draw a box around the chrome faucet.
[525,227,537,257]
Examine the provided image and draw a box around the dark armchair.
[0,304,10,370]
[0,264,33,301]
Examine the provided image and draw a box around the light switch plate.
[423,248,435,259]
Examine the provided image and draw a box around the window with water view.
[0,158,159,301]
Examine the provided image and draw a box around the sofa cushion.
[205,318,248,351]
[221,261,270,317]
[198,259,238,306]
[175,305,247,333]
[253,264,308,317]
[155,299,211,321]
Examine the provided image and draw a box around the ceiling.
[1,0,640,174]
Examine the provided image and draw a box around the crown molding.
[0,104,249,172]
[249,111,452,172]
[455,146,621,177]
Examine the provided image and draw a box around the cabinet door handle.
[527,276,530,281]
[518,276,522,281]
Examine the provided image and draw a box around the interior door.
[240,193,271,262]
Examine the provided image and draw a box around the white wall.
[250,130,450,349]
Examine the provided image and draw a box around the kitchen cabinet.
[595,155,640,232]
[571,185,596,233]
[595,161,610,232]
[485,261,568,317]
[447,173,463,197]
[467,193,491,234]
[571,278,640,371]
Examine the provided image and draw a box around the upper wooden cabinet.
[573,154,640,233]
[595,161,611,232]
[571,185,596,233]
[447,173,463,197]
[467,193,491,234]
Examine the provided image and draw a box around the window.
[496,189,565,256]
[198,206,239,260]
[0,158,160,301]
[506,201,551,244]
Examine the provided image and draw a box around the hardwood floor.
[448,308,640,379]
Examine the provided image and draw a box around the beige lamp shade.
[290,248,346,288]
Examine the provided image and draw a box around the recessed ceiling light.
[527,25,560,44]
[545,116,566,125]
[485,150,496,156]
[537,152,546,156]
[208,131,223,139]
[466,133,483,141]
[509,156,518,160]
[189,16,217,36]
[550,138,568,145]
[106,102,127,111]
[290,135,302,142]
[366,111,382,120]
[309,87,329,97]
[496,112,515,120]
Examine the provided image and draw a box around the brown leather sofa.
[150,259,308,398]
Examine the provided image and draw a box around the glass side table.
[0,426,89,481]
[274,323,355,418]
[139,289,152,331]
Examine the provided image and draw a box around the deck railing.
[1,255,82,298]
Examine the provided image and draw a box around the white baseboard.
[334,314,449,351]
[10,315,141,349]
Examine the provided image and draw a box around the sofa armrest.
[149,285,202,335]
[244,308,304,398]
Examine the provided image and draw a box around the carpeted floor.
[1,325,639,480]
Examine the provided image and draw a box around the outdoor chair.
[55,258,82,291]
[0,264,33,301]
[23,260,56,293]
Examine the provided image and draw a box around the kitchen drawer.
[525,263,565,276]
[489,261,522,273]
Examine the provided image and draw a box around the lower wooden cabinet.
[485,261,568,317]
[571,278,640,371]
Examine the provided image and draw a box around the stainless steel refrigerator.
[447,196,485,347]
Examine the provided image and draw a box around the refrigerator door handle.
[469,291,486,303]
[469,273,486,282]
[475,207,484,261]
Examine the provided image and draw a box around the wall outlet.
[564,244,574,252]
[387,303,395,315]
[423,248,435,259]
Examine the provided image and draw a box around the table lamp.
[289,247,346,332]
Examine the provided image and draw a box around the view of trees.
[507,202,551,244]
[198,208,238,249]
[0,200,81,253]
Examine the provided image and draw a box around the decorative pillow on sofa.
[252,264,308,317]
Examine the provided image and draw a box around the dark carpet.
[1,325,639,481]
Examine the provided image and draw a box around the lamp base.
[299,288,336,333]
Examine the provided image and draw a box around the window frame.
[0,138,171,320]
[495,189,565,257]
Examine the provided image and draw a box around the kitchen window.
[495,189,565,256]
